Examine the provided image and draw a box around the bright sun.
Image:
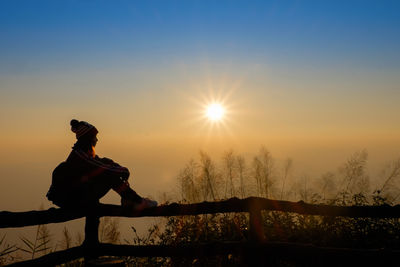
[206,103,225,121]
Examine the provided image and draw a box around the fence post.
[84,215,100,246]
[247,199,266,266]
[249,199,265,242]
[83,215,100,264]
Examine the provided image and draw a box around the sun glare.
[206,103,224,121]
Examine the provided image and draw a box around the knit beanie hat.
[70,119,98,139]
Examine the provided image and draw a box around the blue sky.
[1,0,399,74]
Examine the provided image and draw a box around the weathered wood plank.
[6,246,84,267]
[96,242,400,266]
[7,242,400,267]
[2,197,400,228]
[0,208,85,228]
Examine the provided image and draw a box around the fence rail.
[2,197,400,266]
[6,241,400,267]
[2,197,400,229]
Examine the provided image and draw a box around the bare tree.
[377,158,400,203]
[280,158,293,200]
[178,159,200,203]
[222,150,236,198]
[380,158,400,192]
[199,151,218,201]
[237,155,247,199]
[252,147,275,198]
[317,172,337,201]
[299,175,309,202]
[339,150,369,196]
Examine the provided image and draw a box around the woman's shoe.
[121,197,158,211]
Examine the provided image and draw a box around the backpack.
[46,161,72,204]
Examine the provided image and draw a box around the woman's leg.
[81,174,142,203]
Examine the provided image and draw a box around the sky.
[1,0,400,214]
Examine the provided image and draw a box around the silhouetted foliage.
[18,224,52,259]
[151,148,400,266]
[0,235,18,266]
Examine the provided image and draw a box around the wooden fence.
[1,197,400,266]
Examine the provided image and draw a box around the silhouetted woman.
[47,119,157,210]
